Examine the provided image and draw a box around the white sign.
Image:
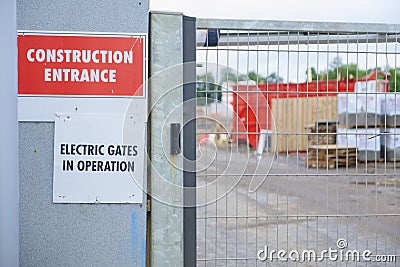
[53,113,145,203]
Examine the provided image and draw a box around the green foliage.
[309,67,319,81]
[347,64,367,79]
[247,71,283,83]
[196,72,221,106]
[308,56,368,81]
[247,71,259,82]
[307,56,400,93]
[219,67,247,83]
[265,72,284,83]
[389,68,400,92]
[197,72,215,84]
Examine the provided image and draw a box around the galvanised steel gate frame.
[195,18,400,266]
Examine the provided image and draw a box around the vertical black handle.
[170,123,181,155]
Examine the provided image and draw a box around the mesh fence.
[196,20,400,267]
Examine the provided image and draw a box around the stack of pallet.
[306,120,358,168]
[306,120,337,146]
[307,145,357,169]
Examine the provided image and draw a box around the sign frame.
[53,113,145,204]
[18,31,148,203]
[17,31,148,121]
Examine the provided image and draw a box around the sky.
[150,1,400,82]
[150,0,400,24]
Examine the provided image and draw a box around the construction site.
[195,23,400,266]
[3,3,400,266]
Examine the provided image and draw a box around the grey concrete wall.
[17,1,149,266]
[18,0,148,33]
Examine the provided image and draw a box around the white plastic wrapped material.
[381,93,400,116]
[382,128,400,149]
[357,128,381,151]
[337,128,381,151]
[337,128,357,147]
[337,93,357,114]
[356,93,384,114]
[355,81,377,93]
[338,93,384,114]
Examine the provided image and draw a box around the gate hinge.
[146,199,151,212]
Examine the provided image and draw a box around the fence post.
[183,15,197,267]
[149,11,186,266]
[0,0,19,266]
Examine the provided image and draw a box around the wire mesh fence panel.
[195,19,400,267]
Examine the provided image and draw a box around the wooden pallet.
[337,124,385,129]
[308,145,357,152]
[306,145,357,168]
[338,123,400,129]
[307,134,336,146]
[351,179,400,186]
[307,162,356,169]
[357,158,385,163]
[385,157,400,162]
[306,121,337,146]
[386,124,400,128]
[362,158,400,163]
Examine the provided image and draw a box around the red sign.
[18,33,145,97]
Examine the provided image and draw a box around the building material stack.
[306,120,357,168]
[306,121,337,146]
[337,127,381,161]
[307,145,357,169]
[382,94,400,161]
[337,80,400,162]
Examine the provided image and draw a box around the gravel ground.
[196,144,400,267]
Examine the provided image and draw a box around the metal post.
[183,15,197,267]
[149,12,184,267]
[0,0,19,266]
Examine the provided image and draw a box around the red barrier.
[231,79,358,149]
[231,70,391,149]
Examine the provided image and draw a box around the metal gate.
[195,19,400,266]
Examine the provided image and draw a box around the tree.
[266,72,284,83]
[307,57,400,92]
[247,71,283,83]
[197,72,215,84]
[196,72,221,105]
[346,64,367,80]
[308,57,368,81]
[388,68,400,92]
[330,56,343,70]
[219,67,247,83]
[309,67,319,81]
[247,71,261,83]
